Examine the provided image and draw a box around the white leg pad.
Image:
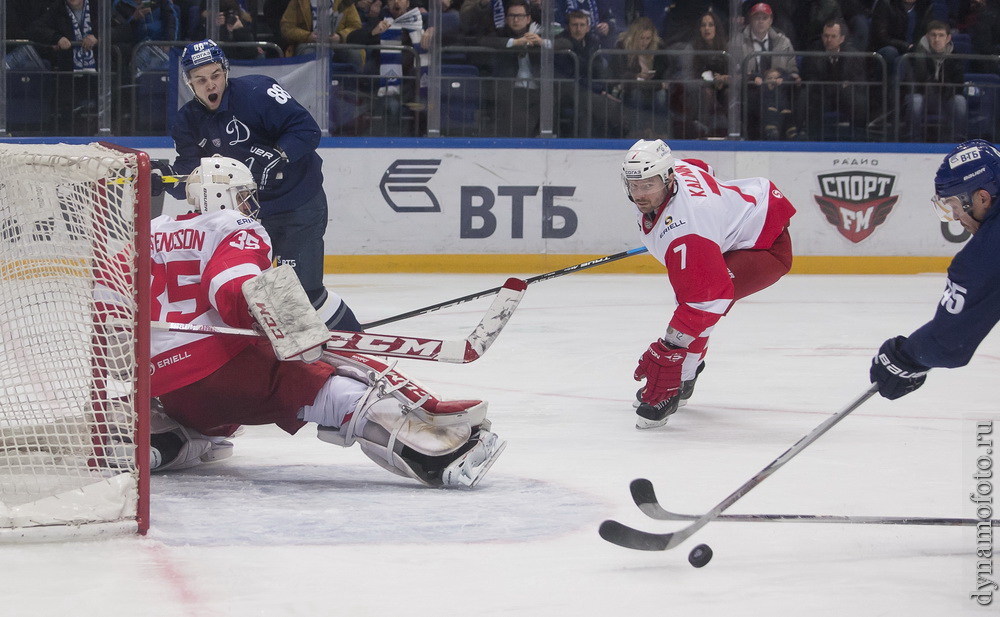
[321,350,488,427]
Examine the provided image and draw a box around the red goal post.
[0,142,151,540]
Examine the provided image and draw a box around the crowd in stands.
[5,0,1000,140]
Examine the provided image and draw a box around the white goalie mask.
[622,139,676,202]
[186,156,260,218]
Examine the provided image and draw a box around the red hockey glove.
[634,339,685,405]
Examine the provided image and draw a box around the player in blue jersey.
[154,39,362,332]
[870,139,1000,399]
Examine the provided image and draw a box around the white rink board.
[151,145,969,258]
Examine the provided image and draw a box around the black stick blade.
[630,478,658,508]
[598,520,671,551]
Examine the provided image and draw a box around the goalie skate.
[441,428,507,488]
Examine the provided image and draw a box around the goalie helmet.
[186,156,260,218]
[932,139,1000,222]
[622,139,675,202]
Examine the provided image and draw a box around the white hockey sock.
[298,375,368,437]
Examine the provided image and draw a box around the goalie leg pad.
[243,264,329,362]
[321,350,488,427]
[310,365,504,487]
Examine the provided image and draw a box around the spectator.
[790,0,843,51]
[660,0,729,46]
[479,0,572,137]
[9,0,51,40]
[955,0,1000,73]
[901,20,967,142]
[742,0,797,47]
[346,0,426,133]
[112,0,179,44]
[555,9,623,137]
[870,0,935,84]
[27,0,111,135]
[280,0,362,58]
[192,0,262,60]
[608,16,673,138]
[112,0,179,75]
[688,10,729,137]
[459,0,505,40]
[799,18,870,140]
[262,0,293,48]
[839,0,876,52]
[558,0,617,48]
[734,2,800,139]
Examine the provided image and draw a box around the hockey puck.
[688,543,713,568]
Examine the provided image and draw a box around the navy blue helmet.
[932,140,1000,221]
[180,39,229,77]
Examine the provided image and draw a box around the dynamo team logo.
[379,159,442,212]
[814,171,898,244]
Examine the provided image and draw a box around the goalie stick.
[153,277,526,363]
[361,247,649,329]
[599,384,880,551]
[629,478,998,527]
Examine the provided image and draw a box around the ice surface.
[7,272,999,616]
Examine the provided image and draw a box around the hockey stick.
[630,478,997,527]
[152,277,526,363]
[599,384,880,551]
[360,247,649,329]
[112,175,186,185]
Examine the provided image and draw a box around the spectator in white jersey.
[622,139,796,429]
[139,156,506,487]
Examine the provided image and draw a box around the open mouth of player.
[208,93,219,103]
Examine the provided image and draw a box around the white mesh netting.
[0,143,144,536]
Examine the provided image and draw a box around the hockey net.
[0,142,150,540]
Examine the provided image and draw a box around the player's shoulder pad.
[680,158,714,176]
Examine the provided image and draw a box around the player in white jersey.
[138,156,505,487]
[622,139,796,429]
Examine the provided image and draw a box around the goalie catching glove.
[243,265,329,362]
[634,339,686,429]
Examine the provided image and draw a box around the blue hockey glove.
[249,145,288,190]
[870,336,929,400]
[149,159,175,197]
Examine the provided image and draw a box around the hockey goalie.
[140,156,505,487]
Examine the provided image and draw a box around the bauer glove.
[634,339,685,406]
[149,159,175,197]
[249,145,288,190]
[870,336,929,400]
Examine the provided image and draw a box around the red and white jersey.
[149,210,273,396]
[635,159,795,338]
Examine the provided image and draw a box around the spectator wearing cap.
[735,2,801,139]
[736,3,800,84]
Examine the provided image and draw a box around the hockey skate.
[441,427,507,488]
[635,397,680,429]
[633,361,706,410]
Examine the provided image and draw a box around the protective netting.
[0,143,143,533]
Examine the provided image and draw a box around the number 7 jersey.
[149,210,274,396]
[636,159,795,339]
